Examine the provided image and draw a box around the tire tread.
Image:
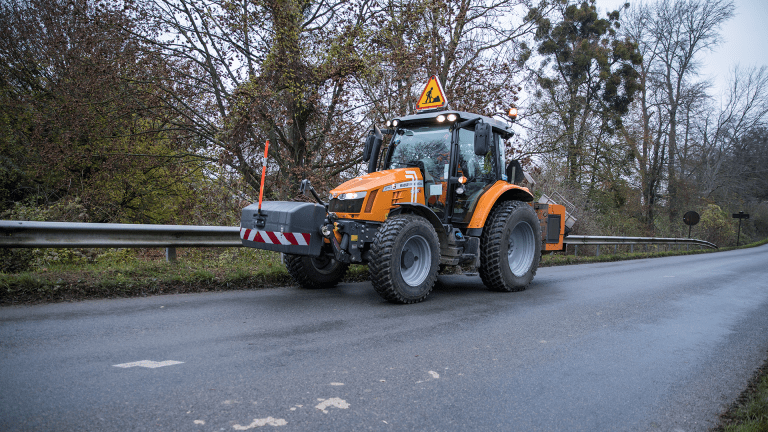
[284,254,349,289]
[369,215,439,304]
[479,200,539,292]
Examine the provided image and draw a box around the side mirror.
[474,122,492,155]
[367,125,384,174]
[506,160,525,184]
[363,125,383,162]
[363,130,375,162]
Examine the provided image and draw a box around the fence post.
[166,247,177,262]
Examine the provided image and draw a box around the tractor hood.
[327,168,427,221]
[329,168,423,198]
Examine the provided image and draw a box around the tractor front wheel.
[284,254,349,289]
[479,200,541,292]
[369,215,440,304]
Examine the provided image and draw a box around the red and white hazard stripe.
[240,227,311,246]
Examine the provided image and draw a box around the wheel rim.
[507,221,536,277]
[400,234,432,286]
[310,256,337,275]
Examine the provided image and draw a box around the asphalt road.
[2,245,768,432]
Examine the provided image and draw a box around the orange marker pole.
[258,140,270,213]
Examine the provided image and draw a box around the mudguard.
[240,201,326,256]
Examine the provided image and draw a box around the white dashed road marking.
[113,360,184,368]
[232,417,287,429]
[315,397,350,413]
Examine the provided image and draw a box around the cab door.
[450,129,499,224]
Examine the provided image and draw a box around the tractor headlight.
[328,192,367,213]
[338,191,367,200]
[447,113,457,122]
[436,114,446,122]
[392,119,399,127]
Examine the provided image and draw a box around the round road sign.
[683,211,700,226]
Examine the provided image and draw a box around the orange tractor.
[240,78,572,303]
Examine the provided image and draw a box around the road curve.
[1,244,767,431]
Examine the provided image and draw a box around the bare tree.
[618,0,733,231]
[694,66,768,204]
[527,0,642,185]
[361,0,544,125]
[646,0,734,222]
[131,0,378,198]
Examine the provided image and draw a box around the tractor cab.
[366,110,516,225]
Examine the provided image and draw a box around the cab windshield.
[388,124,451,181]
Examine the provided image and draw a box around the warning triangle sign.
[416,75,447,110]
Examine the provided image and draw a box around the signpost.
[732,211,749,246]
[683,211,700,239]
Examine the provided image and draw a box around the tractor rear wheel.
[479,200,541,292]
[369,215,440,304]
[284,254,349,289]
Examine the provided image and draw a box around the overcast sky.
[596,0,768,98]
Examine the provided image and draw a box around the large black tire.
[479,200,542,292]
[369,214,440,304]
[284,254,349,289]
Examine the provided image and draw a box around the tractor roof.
[392,110,515,138]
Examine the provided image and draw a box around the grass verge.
[714,354,768,432]
[0,247,371,305]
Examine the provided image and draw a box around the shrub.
[700,204,736,247]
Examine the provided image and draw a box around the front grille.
[329,197,365,214]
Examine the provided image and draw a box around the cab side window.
[453,128,497,224]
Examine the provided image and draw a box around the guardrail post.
[630,244,634,253]
[166,247,177,262]
[596,245,600,256]
[574,245,578,256]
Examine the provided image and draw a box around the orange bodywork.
[536,203,566,251]
[329,168,426,222]
[465,181,534,229]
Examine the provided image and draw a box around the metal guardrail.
[563,235,717,256]
[0,220,241,261]
[564,235,717,248]
[0,220,241,248]
[1,221,717,260]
